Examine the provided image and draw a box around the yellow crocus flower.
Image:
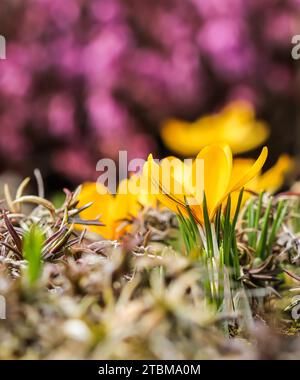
[160,101,270,156]
[143,144,268,224]
[77,176,156,240]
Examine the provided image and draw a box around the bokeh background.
[0,0,300,193]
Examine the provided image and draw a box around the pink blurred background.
[0,0,300,191]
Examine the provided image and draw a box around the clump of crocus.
[143,144,268,224]
[78,144,294,239]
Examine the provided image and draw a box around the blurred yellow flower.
[160,101,270,156]
[143,144,268,224]
[77,176,156,240]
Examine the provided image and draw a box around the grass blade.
[256,197,273,260]
[23,225,44,285]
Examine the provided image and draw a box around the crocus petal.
[160,101,270,156]
[224,153,290,219]
[77,182,114,239]
[230,158,260,191]
[219,101,270,154]
[115,179,135,219]
[160,117,216,156]
[222,121,269,154]
[77,182,112,217]
[128,174,157,210]
[256,154,294,193]
[160,156,194,196]
[194,144,233,218]
[142,154,189,217]
[223,159,259,220]
[228,147,268,193]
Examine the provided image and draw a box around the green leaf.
[214,206,222,246]
[23,225,44,285]
[255,192,264,229]
[253,192,264,246]
[247,199,255,248]
[185,199,200,242]
[223,194,232,267]
[231,189,244,233]
[267,200,287,254]
[230,189,243,279]
[203,193,214,259]
[256,197,273,260]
